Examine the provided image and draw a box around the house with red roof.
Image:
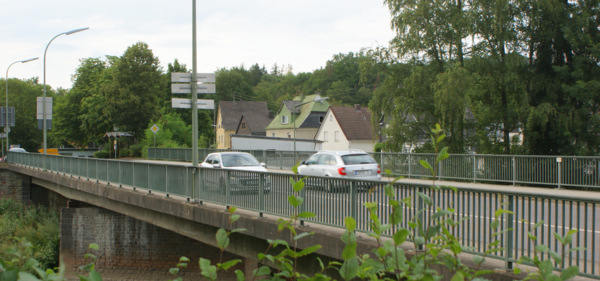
[314,104,375,152]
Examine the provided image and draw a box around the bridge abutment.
[60,205,252,281]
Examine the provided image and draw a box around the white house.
[315,105,375,152]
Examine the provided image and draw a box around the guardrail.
[9,152,600,279]
[148,148,600,189]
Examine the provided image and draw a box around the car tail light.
[377,165,381,174]
[338,167,347,176]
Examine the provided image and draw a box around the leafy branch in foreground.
[513,221,584,281]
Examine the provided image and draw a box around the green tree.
[53,58,108,147]
[103,42,164,141]
[1,78,44,152]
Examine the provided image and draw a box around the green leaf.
[417,192,433,206]
[342,243,357,261]
[420,160,432,171]
[393,229,409,245]
[219,259,242,270]
[339,257,359,281]
[230,228,247,234]
[290,177,305,192]
[216,228,229,250]
[169,268,180,275]
[288,195,303,207]
[345,217,356,231]
[235,269,245,281]
[88,243,99,250]
[87,270,103,281]
[437,147,449,162]
[535,244,550,253]
[431,209,453,220]
[451,271,464,281]
[294,232,314,241]
[560,266,579,280]
[341,230,357,244]
[253,265,271,277]
[549,251,562,264]
[298,245,322,256]
[472,255,485,266]
[297,211,315,219]
[199,258,217,280]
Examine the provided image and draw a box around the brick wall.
[0,168,30,202]
[61,206,247,281]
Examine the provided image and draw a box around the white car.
[200,152,270,193]
[298,150,381,191]
[3,147,28,162]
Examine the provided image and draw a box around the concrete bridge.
[2,155,598,280]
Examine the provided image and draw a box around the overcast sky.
[1,1,394,90]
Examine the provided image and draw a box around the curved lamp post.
[42,27,89,154]
[5,57,39,156]
[293,96,329,160]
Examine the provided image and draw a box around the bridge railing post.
[505,194,515,270]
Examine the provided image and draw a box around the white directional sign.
[171,98,215,109]
[171,83,216,94]
[36,97,53,120]
[171,72,215,83]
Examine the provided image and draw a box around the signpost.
[36,97,52,129]
[171,98,214,109]
[151,124,159,148]
[171,72,215,83]
[171,83,216,94]
[170,71,215,168]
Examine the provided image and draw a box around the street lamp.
[42,27,89,154]
[293,96,329,160]
[5,57,39,156]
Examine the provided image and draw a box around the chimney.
[354,104,360,111]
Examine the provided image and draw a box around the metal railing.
[148,148,600,189]
[9,152,600,279]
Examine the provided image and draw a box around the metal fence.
[9,152,600,279]
[148,148,600,189]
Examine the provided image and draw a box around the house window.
[335,131,340,142]
[241,123,246,129]
[330,115,333,121]
[281,115,289,124]
[287,132,291,138]
[324,131,329,141]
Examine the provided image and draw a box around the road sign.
[36,97,53,120]
[0,107,15,127]
[171,83,216,94]
[151,124,160,134]
[171,72,215,83]
[171,98,215,109]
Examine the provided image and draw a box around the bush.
[93,150,109,158]
[0,198,60,270]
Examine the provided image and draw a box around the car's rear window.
[341,154,376,165]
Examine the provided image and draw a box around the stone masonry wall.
[61,206,246,281]
[0,168,30,202]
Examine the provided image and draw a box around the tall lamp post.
[293,97,329,160]
[5,57,39,156]
[42,27,89,154]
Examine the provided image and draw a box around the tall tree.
[53,58,108,147]
[103,42,163,141]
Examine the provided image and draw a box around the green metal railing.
[148,148,600,189]
[9,152,600,279]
